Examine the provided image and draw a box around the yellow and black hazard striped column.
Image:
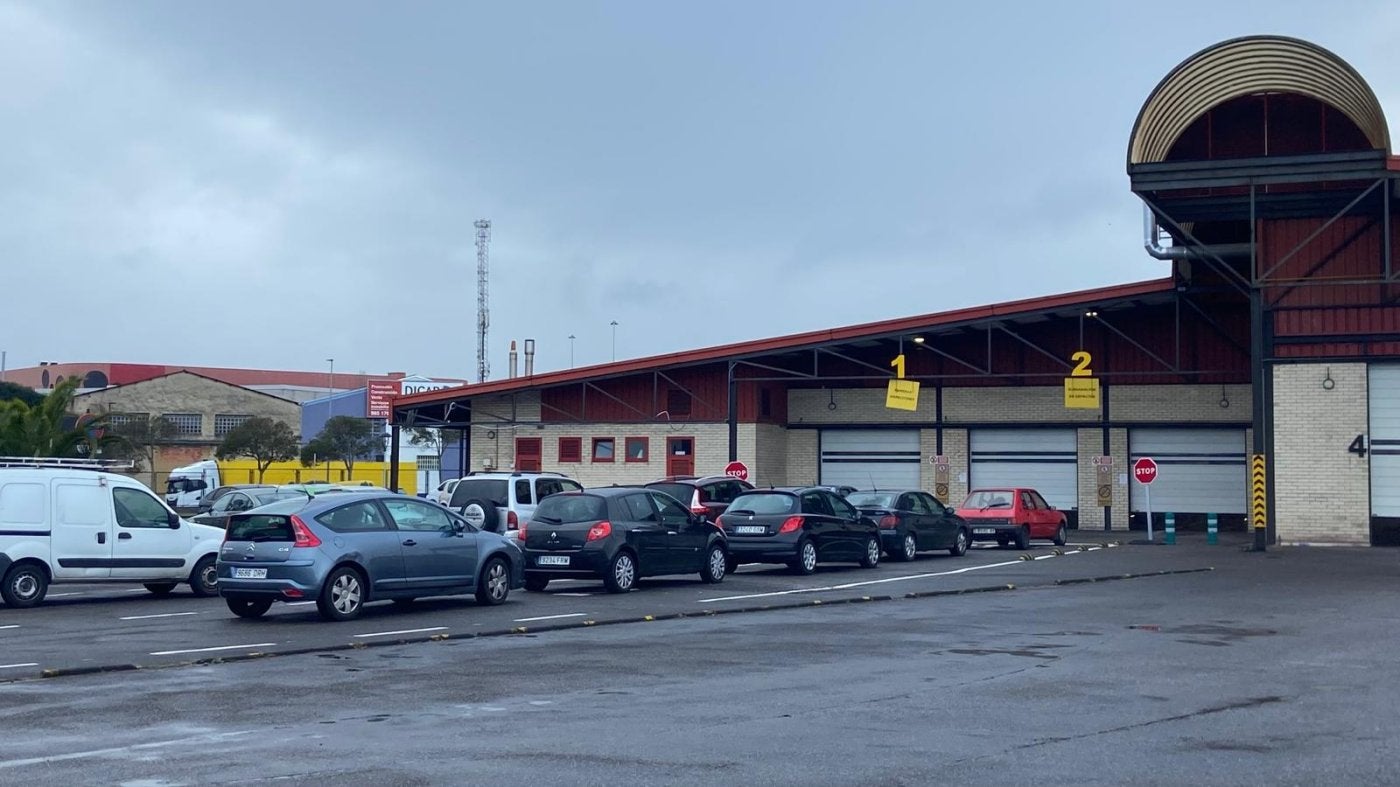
[1250,454,1267,551]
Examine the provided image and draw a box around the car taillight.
[879,515,899,529]
[778,516,804,534]
[691,491,709,517]
[519,521,527,540]
[290,515,322,548]
[507,510,519,530]
[586,521,612,541]
[713,515,725,531]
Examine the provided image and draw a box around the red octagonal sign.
[724,461,750,482]
[1133,457,1159,485]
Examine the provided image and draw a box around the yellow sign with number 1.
[886,353,918,410]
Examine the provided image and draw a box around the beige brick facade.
[786,430,819,486]
[1273,363,1370,545]
[753,424,788,487]
[1075,428,1130,531]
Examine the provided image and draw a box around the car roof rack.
[0,456,136,471]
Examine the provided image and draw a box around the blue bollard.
[1165,512,1176,545]
[1207,513,1218,545]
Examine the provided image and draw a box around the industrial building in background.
[394,35,1400,548]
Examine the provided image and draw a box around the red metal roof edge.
[394,277,1176,408]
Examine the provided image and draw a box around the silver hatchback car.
[217,493,523,621]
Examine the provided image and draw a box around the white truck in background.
[165,460,220,510]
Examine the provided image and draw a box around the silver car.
[217,493,524,621]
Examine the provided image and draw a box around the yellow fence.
[216,459,419,496]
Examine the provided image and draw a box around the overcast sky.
[2,1,1397,381]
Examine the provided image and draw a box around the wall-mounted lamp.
[1084,310,1099,318]
[1322,367,1336,390]
[912,336,925,344]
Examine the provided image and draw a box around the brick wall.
[786,430,818,486]
[753,424,789,486]
[73,372,300,441]
[789,388,935,424]
[1111,384,1252,422]
[1273,363,1370,544]
[942,428,969,506]
[470,421,742,487]
[1076,428,1129,530]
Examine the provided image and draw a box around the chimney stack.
[524,339,536,377]
[508,340,519,379]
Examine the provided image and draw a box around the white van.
[0,462,226,608]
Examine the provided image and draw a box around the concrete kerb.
[18,556,1210,684]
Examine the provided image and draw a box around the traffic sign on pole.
[1133,457,1158,542]
[723,461,749,482]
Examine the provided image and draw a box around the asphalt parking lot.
[1,534,1398,786]
[0,537,1163,678]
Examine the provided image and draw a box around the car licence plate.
[734,526,766,535]
[537,555,570,566]
[973,528,996,535]
[233,568,267,579]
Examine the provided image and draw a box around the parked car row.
[1,463,1070,623]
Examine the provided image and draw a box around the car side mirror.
[168,512,181,529]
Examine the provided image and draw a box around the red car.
[956,488,1068,549]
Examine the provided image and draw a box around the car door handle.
[118,532,132,540]
[97,532,106,544]
[402,539,418,547]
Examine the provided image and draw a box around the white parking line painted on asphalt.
[698,559,1029,603]
[0,625,18,630]
[0,730,255,770]
[119,611,201,621]
[0,663,37,670]
[149,643,275,656]
[514,613,587,623]
[553,592,593,597]
[352,627,448,639]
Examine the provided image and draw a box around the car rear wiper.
[728,509,756,516]
[534,515,562,524]
[981,502,1012,510]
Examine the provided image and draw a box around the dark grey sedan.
[217,493,524,621]
[192,488,309,530]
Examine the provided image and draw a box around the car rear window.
[726,492,798,516]
[962,490,1014,509]
[531,494,607,524]
[227,514,295,542]
[847,492,899,508]
[645,483,694,503]
[450,479,509,509]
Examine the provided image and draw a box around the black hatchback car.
[845,489,970,561]
[644,475,755,520]
[716,487,882,575]
[521,488,729,593]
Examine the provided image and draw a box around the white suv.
[448,472,583,537]
[0,464,226,608]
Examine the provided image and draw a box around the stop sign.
[1133,457,1159,485]
[724,461,749,482]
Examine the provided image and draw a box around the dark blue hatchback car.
[218,492,524,621]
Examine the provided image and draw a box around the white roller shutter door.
[969,429,1077,510]
[819,430,921,490]
[1370,365,1400,517]
[1129,428,1245,514]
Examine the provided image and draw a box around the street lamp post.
[568,335,576,368]
[610,321,619,362]
[326,358,335,418]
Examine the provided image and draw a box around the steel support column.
[727,361,738,462]
[1102,381,1112,533]
[1250,289,1268,552]
[389,424,401,493]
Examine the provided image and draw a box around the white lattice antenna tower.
[474,219,492,383]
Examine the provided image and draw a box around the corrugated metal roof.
[1129,36,1390,165]
[394,278,1176,408]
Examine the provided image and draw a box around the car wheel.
[1014,526,1030,551]
[860,536,881,568]
[459,498,501,534]
[144,582,178,596]
[949,528,969,557]
[700,544,726,584]
[317,567,366,621]
[1,563,48,608]
[789,539,818,575]
[895,532,917,562]
[524,576,550,592]
[1053,523,1068,547]
[189,556,219,597]
[603,551,637,594]
[475,557,511,606]
[226,598,273,618]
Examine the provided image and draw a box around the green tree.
[0,379,117,458]
[217,417,300,482]
[106,415,181,489]
[0,382,43,408]
[301,416,381,474]
[408,427,448,471]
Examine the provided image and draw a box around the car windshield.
[531,494,607,524]
[450,479,509,508]
[962,490,1014,509]
[251,489,308,506]
[166,479,195,494]
[726,492,799,516]
[846,492,899,508]
[644,483,694,503]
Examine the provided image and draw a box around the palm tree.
[0,379,119,458]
